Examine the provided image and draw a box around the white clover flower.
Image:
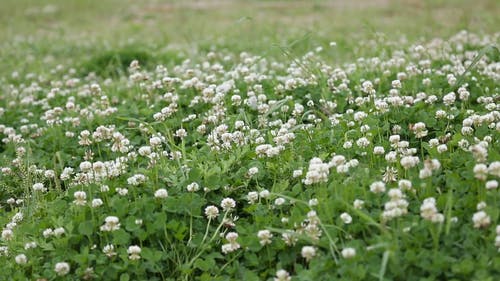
[128,245,142,260]
[303,157,329,185]
[186,182,200,192]
[437,144,448,153]
[353,199,364,209]
[24,242,37,250]
[274,197,286,206]
[32,183,47,192]
[370,181,386,193]
[400,156,419,169]
[100,185,110,192]
[204,205,219,219]
[100,216,120,232]
[73,191,87,206]
[53,227,65,237]
[301,246,316,261]
[308,198,319,207]
[257,230,273,245]
[398,179,412,190]
[292,169,303,178]
[488,162,500,177]
[486,180,498,190]
[221,198,236,211]
[246,191,259,204]
[341,247,356,259]
[54,262,70,276]
[1,229,13,241]
[116,188,128,196]
[473,164,488,180]
[472,211,491,228]
[259,190,270,198]
[373,146,385,155]
[356,137,370,148]
[248,167,259,177]
[420,197,444,223]
[103,244,117,257]
[42,228,54,238]
[274,269,291,281]
[222,232,241,254]
[15,254,27,265]
[154,188,168,199]
[91,198,103,208]
[340,212,352,224]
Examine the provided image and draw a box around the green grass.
[0,1,499,280]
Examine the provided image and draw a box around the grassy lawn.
[0,1,499,280]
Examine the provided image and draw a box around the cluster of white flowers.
[274,269,291,281]
[420,197,444,223]
[419,159,441,179]
[154,188,169,198]
[301,246,316,262]
[127,174,146,186]
[303,157,329,185]
[127,245,142,260]
[221,232,240,254]
[100,216,120,232]
[257,229,273,245]
[382,189,409,222]
[472,210,491,228]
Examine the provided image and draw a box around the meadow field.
[0,0,499,280]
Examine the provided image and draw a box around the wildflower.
[373,146,385,155]
[257,230,273,245]
[186,182,200,192]
[473,164,488,180]
[15,254,27,264]
[222,232,240,254]
[301,246,316,261]
[100,216,120,232]
[1,229,13,241]
[154,188,168,199]
[127,245,141,260]
[472,211,490,228]
[486,180,498,190]
[54,262,70,276]
[246,191,259,204]
[32,183,47,192]
[488,162,500,177]
[341,247,356,259]
[91,198,103,208]
[103,244,117,257]
[274,197,286,206]
[274,269,291,281]
[303,157,329,185]
[340,212,353,224]
[353,199,364,209]
[53,227,65,236]
[42,228,54,238]
[259,190,270,198]
[24,242,37,250]
[370,181,386,193]
[204,205,219,219]
[221,198,236,211]
[420,198,444,223]
[400,156,419,169]
[73,191,87,206]
[247,167,259,177]
[308,198,319,207]
[292,169,303,177]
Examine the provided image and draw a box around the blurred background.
[0,0,498,74]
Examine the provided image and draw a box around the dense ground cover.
[0,1,499,280]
